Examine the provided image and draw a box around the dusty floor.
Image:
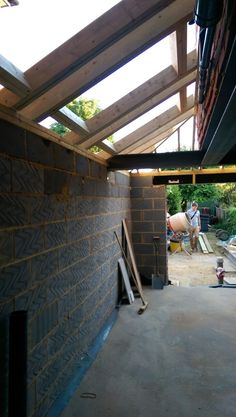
[168,231,236,287]
[60,286,236,417]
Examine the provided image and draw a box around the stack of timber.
[199,232,214,254]
[224,245,236,268]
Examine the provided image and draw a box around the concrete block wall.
[130,176,168,283]
[0,119,130,417]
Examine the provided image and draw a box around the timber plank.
[17,1,194,120]
[128,110,194,154]
[79,59,196,148]
[0,54,31,96]
[122,219,144,298]
[115,96,194,154]
[200,233,214,253]
[198,234,208,253]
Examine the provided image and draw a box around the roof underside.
[0,0,235,171]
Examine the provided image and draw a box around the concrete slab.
[60,287,236,417]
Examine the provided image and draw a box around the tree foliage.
[167,183,221,213]
[67,99,101,120]
[166,185,182,214]
[218,183,236,207]
[179,184,221,211]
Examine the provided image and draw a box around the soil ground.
[168,230,236,287]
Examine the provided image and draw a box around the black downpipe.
[195,0,223,27]
[8,311,28,417]
[198,26,216,103]
[194,0,224,103]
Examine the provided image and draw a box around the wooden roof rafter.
[114,95,194,154]
[74,51,197,150]
[169,22,188,111]
[0,0,199,164]
[0,0,195,119]
[140,116,193,154]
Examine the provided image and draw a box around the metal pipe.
[195,0,223,27]
[194,0,224,103]
[198,26,216,103]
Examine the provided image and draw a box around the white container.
[168,212,191,233]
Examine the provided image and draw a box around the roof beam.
[131,166,236,177]
[0,54,31,96]
[0,104,107,165]
[14,0,194,121]
[77,51,196,149]
[53,106,90,139]
[114,95,194,154]
[0,1,172,108]
[169,23,188,111]
[108,150,205,170]
[123,107,194,154]
[137,124,183,154]
[138,115,193,153]
[95,139,117,156]
[0,0,176,107]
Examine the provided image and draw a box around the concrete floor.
[61,286,236,417]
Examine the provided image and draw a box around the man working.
[187,202,201,252]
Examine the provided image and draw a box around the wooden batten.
[53,106,90,139]
[121,106,194,154]
[0,104,108,165]
[78,52,196,149]
[15,1,194,121]
[0,54,31,96]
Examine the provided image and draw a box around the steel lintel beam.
[201,85,236,165]
[201,38,236,152]
[108,150,205,170]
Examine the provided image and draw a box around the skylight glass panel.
[156,131,178,153]
[187,22,198,53]
[39,117,58,129]
[187,82,196,97]
[79,36,172,110]
[114,94,179,142]
[0,0,121,70]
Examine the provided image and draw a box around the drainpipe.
[193,0,224,103]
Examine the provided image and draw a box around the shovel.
[152,236,164,289]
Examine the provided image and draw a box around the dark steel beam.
[201,84,236,165]
[153,172,236,185]
[108,150,205,170]
[201,38,236,151]
[196,172,236,183]
[220,144,236,165]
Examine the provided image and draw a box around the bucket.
[170,239,182,253]
[168,212,191,233]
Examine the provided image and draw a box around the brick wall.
[130,176,168,283]
[197,0,236,147]
[0,119,130,417]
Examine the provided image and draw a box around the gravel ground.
[168,231,236,287]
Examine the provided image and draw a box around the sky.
[0,0,197,151]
